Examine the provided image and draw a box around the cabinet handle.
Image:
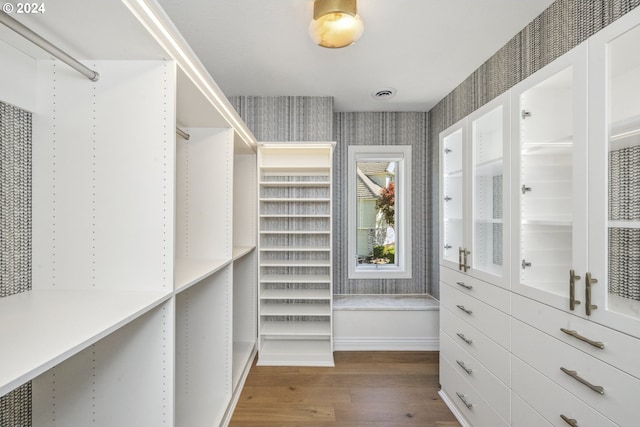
[569,269,581,311]
[560,328,604,349]
[456,360,473,375]
[463,248,470,272]
[560,367,605,395]
[456,392,473,409]
[585,272,598,316]
[560,415,579,427]
[456,333,473,345]
[459,247,464,271]
[456,281,472,290]
[456,304,473,315]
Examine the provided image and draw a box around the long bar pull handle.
[456,305,473,315]
[569,269,581,311]
[459,247,464,271]
[585,272,598,316]
[456,333,473,345]
[560,415,579,427]
[456,392,473,409]
[560,328,605,349]
[456,360,473,375]
[463,248,470,272]
[560,367,605,395]
[456,281,472,290]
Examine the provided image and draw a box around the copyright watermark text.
[2,3,46,14]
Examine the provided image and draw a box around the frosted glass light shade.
[309,0,364,49]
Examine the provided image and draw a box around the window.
[347,145,412,279]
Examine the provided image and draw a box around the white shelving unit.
[0,1,257,426]
[257,143,335,367]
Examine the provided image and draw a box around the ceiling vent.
[372,87,396,100]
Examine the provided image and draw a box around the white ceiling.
[158,0,555,112]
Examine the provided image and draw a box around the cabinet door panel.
[511,44,588,314]
[441,124,466,269]
[588,6,640,339]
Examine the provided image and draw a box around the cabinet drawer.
[440,266,510,313]
[511,393,552,427]
[512,356,618,427]
[512,318,640,427]
[441,282,510,349]
[513,293,640,380]
[441,306,510,385]
[440,355,509,427]
[440,330,510,421]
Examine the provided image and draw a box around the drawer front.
[440,355,509,427]
[512,317,640,427]
[441,282,510,349]
[440,330,510,421]
[512,356,618,427]
[511,393,552,427]
[513,293,640,380]
[441,306,510,384]
[440,266,510,313]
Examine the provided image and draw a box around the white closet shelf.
[259,181,330,187]
[260,288,331,300]
[259,230,330,235]
[259,198,331,202]
[232,246,256,261]
[609,220,640,229]
[260,303,331,316]
[521,219,572,226]
[0,289,171,396]
[260,260,331,267]
[260,246,330,252]
[258,340,334,367]
[259,166,330,173]
[474,218,504,224]
[174,257,232,293]
[260,274,331,283]
[261,321,331,336]
[260,214,331,218]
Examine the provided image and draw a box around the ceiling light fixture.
[309,0,364,49]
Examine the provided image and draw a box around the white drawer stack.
[511,294,640,427]
[439,267,511,426]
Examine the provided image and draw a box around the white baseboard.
[334,336,439,351]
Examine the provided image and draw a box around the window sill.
[333,294,439,311]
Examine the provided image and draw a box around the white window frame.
[347,145,412,279]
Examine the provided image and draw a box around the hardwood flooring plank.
[230,351,461,427]
[238,386,352,404]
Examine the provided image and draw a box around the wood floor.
[230,351,461,427]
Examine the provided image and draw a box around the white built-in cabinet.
[440,6,640,427]
[257,143,335,367]
[439,93,512,426]
[0,1,257,426]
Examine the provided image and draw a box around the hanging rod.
[0,11,99,82]
[176,127,190,140]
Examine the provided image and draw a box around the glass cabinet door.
[513,45,588,310]
[441,126,465,268]
[470,103,506,280]
[588,13,640,338]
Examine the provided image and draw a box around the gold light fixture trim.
[309,0,364,49]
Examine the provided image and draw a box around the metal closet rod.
[0,11,99,82]
[176,127,190,140]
